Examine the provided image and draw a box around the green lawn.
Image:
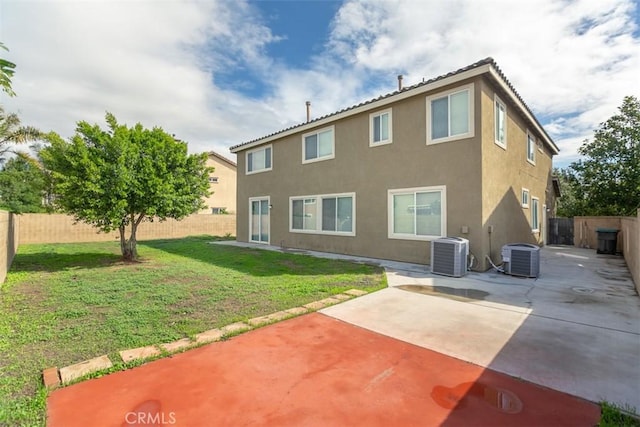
[0,236,386,426]
[599,401,640,427]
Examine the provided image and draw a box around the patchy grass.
[599,401,640,427]
[0,236,385,426]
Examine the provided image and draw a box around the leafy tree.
[0,152,47,213]
[41,113,211,261]
[554,167,586,218]
[1,105,43,162]
[0,42,16,97]
[569,96,640,216]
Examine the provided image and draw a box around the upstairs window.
[427,84,474,144]
[246,145,272,174]
[527,132,536,164]
[495,95,507,148]
[370,109,392,146]
[303,127,334,163]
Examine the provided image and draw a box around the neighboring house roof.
[208,151,237,168]
[230,57,559,155]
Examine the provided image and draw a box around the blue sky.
[255,1,342,73]
[1,0,639,167]
[214,1,343,97]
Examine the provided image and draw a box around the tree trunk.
[119,224,137,261]
[119,213,144,261]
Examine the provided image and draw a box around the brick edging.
[43,289,369,389]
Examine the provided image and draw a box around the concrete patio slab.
[47,314,599,427]
[59,355,112,384]
[323,288,532,367]
[321,245,640,409]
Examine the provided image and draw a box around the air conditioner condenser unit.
[501,243,540,278]
[431,237,469,277]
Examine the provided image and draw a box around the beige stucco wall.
[478,78,555,269]
[237,77,488,265]
[18,214,236,244]
[621,210,639,293]
[235,74,555,269]
[200,154,237,214]
[573,214,639,293]
[0,210,19,284]
[574,216,623,251]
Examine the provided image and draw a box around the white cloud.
[324,0,640,162]
[0,0,638,167]
[0,0,286,161]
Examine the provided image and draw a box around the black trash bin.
[596,228,619,254]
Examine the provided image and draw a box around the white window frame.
[248,196,270,244]
[526,131,536,165]
[246,144,272,175]
[289,192,356,236]
[388,185,446,241]
[521,188,529,208]
[369,108,393,147]
[302,126,335,164]
[426,83,475,145]
[531,197,539,232]
[494,94,507,149]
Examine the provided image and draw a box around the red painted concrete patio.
[47,313,600,426]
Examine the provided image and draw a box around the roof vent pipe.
[306,101,311,122]
[397,74,403,91]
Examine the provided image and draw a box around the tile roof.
[230,57,558,154]
[207,150,237,167]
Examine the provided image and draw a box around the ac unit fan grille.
[431,237,468,277]
[432,242,456,276]
[510,250,533,276]
[502,243,540,278]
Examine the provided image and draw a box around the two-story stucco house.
[230,58,559,270]
[199,151,237,214]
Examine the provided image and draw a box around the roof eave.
[230,59,559,156]
[486,68,559,155]
[208,150,237,167]
[230,63,493,153]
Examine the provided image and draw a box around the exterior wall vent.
[431,237,469,277]
[501,243,540,278]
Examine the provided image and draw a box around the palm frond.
[8,126,44,143]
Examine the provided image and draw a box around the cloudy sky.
[1,0,638,167]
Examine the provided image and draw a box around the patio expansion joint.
[42,289,368,388]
